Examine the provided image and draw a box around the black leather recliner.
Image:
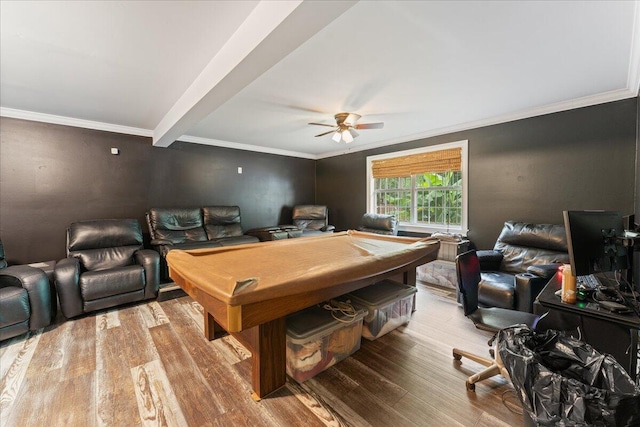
[471,221,569,312]
[54,219,160,319]
[284,205,335,236]
[0,240,54,341]
[358,213,398,235]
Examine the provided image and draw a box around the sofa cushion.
[478,271,515,309]
[203,206,244,239]
[495,221,567,252]
[147,208,207,244]
[80,265,145,301]
[73,246,138,271]
[205,223,244,239]
[498,246,569,275]
[0,286,30,327]
[68,219,143,251]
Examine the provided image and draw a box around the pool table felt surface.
[166,230,439,307]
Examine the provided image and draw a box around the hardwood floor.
[0,283,523,426]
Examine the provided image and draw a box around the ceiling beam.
[152,0,358,148]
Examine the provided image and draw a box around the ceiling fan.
[309,113,384,143]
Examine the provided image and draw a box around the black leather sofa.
[0,240,54,341]
[55,219,160,319]
[473,221,569,312]
[146,206,259,277]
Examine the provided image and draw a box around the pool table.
[167,230,439,399]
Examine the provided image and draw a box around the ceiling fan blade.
[354,122,384,130]
[315,130,336,137]
[348,128,359,138]
[344,113,361,126]
[309,122,336,127]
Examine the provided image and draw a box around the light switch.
[111,148,119,155]
[238,167,243,174]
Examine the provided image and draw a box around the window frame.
[366,140,469,235]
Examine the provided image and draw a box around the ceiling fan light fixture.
[310,112,384,143]
[342,129,354,143]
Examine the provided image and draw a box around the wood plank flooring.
[0,283,523,426]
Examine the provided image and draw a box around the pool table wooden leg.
[203,310,225,340]
[251,317,287,400]
[232,317,287,400]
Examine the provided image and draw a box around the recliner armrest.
[0,265,52,329]
[526,263,561,280]
[477,250,503,271]
[515,273,550,313]
[135,249,160,299]
[54,257,83,319]
[321,225,336,232]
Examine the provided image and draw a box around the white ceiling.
[1,1,639,160]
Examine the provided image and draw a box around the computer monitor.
[563,210,628,276]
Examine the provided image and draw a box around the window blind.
[371,147,462,178]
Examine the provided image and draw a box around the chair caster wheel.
[466,381,475,391]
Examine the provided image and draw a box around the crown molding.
[2,85,636,161]
[0,107,153,137]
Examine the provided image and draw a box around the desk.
[167,230,439,399]
[535,274,640,381]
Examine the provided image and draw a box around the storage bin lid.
[347,280,417,308]
[287,304,366,341]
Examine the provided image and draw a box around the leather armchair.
[471,221,569,312]
[55,219,160,319]
[0,240,53,341]
[285,205,335,236]
[358,213,398,235]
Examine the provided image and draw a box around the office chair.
[452,250,540,391]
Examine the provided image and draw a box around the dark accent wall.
[317,98,638,250]
[2,98,636,263]
[0,117,315,264]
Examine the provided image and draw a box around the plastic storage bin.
[346,280,417,340]
[286,304,366,382]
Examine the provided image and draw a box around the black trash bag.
[497,325,640,426]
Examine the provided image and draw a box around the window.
[366,140,468,234]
